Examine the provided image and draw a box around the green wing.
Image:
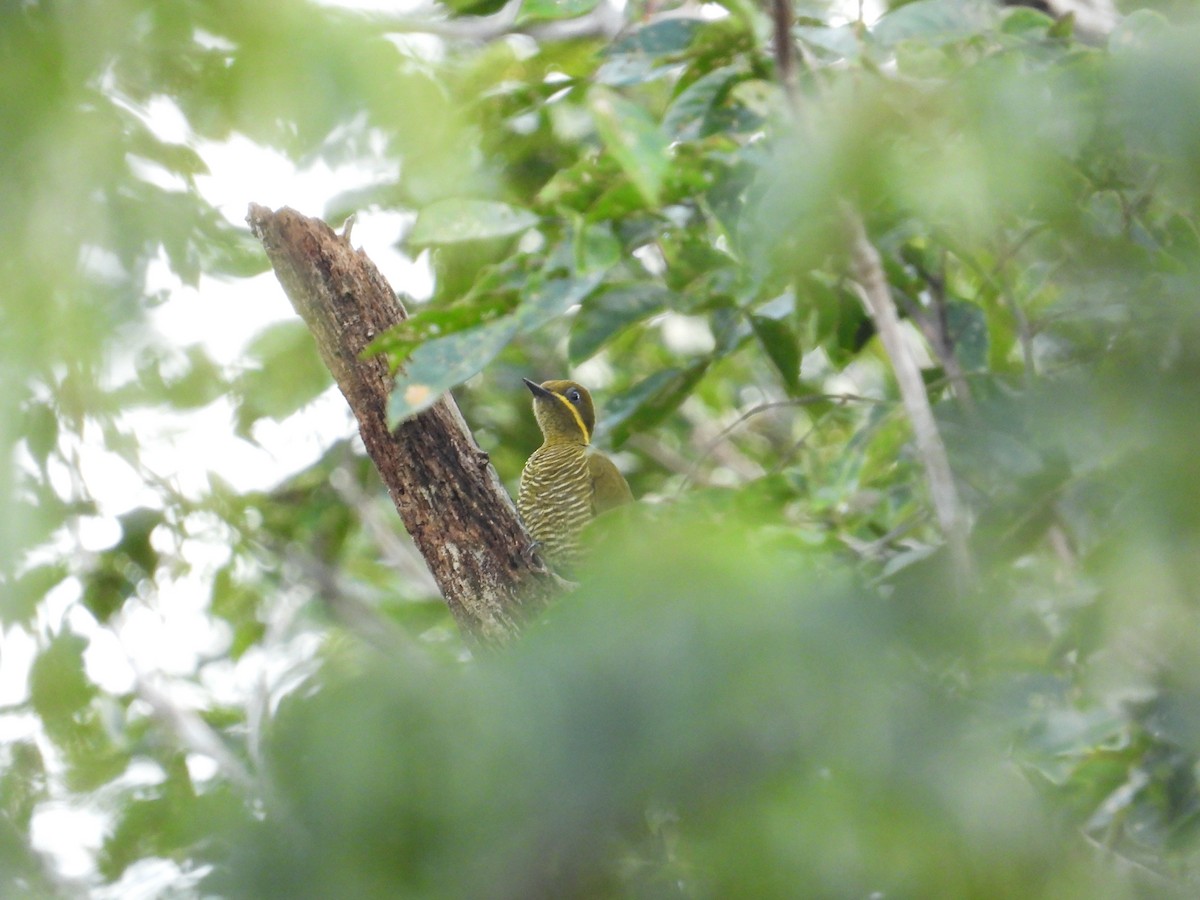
[587,451,633,515]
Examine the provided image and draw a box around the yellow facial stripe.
[552,392,590,444]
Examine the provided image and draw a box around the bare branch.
[844,207,973,586]
[771,0,798,107]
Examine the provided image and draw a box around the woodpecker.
[518,378,632,571]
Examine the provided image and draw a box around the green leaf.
[750,314,801,395]
[1046,12,1074,40]
[408,199,539,246]
[871,0,997,48]
[999,7,1056,35]
[388,273,602,425]
[515,272,606,329]
[605,361,710,447]
[212,567,255,623]
[518,0,599,24]
[118,507,163,574]
[0,741,46,831]
[2,564,68,626]
[30,631,96,730]
[605,18,705,59]
[574,222,622,275]
[22,402,58,469]
[161,346,227,410]
[663,66,742,141]
[569,284,674,363]
[82,563,135,624]
[235,320,332,434]
[389,317,520,423]
[588,87,670,208]
[99,757,200,881]
[945,301,988,372]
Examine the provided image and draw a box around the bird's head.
[524,378,595,445]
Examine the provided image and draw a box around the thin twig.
[844,208,973,587]
[770,0,799,108]
[839,513,928,560]
[904,254,977,416]
[131,668,257,794]
[682,394,882,491]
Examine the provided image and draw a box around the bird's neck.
[539,435,588,452]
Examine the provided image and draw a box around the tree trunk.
[247,204,556,644]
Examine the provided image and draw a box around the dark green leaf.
[1046,12,1075,40]
[750,314,801,394]
[569,284,674,363]
[118,507,163,574]
[945,300,988,372]
[605,361,709,447]
[83,563,135,624]
[663,67,742,141]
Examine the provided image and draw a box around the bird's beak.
[523,378,554,399]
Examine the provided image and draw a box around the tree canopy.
[3,0,1200,896]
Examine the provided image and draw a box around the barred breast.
[518,443,592,569]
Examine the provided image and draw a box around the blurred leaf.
[0,741,46,832]
[569,284,674,363]
[22,401,58,468]
[99,756,197,881]
[2,563,67,627]
[588,87,669,208]
[515,272,605,329]
[1046,12,1075,41]
[872,0,997,47]
[604,18,705,60]
[750,314,801,395]
[518,0,599,23]
[30,630,96,731]
[945,300,988,372]
[156,346,228,410]
[605,361,709,447]
[235,320,332,434]
[663,66,743,141]
[118,507,162,574]
[573,221,621,275]
[409,199,539,246]
[82,563,135,624]
[1000,7,1056,36]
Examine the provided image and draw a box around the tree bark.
[246,204,557,644]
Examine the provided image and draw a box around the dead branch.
[844,207,974,587]
[247,204,558,644]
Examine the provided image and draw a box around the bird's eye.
[567,389,581,404]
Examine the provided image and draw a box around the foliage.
[2,0,1200,896]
